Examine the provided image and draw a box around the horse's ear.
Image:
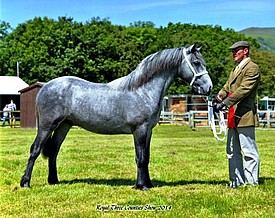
[186,44,196,54]
[191,42,202,53]
[186,43,199,53]
[190,44,196,53]
[196,46,202,52]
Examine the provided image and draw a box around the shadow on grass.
[59,178,229,187]
[259,177,275,185]
[59,176,275,187]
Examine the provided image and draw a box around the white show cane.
[208,97,227,141]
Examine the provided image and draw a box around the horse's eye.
[193,60,200,65]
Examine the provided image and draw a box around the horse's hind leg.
[46,122,71,185]
[20,130,52,187]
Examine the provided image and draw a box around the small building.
[160,94,208,125]
[19,82,44,128]
[258,96,275,111]
[0,76,29,111]
[162,94,208,113]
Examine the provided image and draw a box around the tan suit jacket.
[217,58,260,127]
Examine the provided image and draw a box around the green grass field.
[1,125,275,217]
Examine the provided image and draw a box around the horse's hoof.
[20,178,30,188]
[22,183,30,188]
[48,180,59,185]
[133,184,153,191]
[141,186,150,191]
[48,178,59,185]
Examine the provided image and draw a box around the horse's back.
[37,76,99,101]
[36,76,96,124]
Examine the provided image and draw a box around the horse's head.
[178,44,213,95]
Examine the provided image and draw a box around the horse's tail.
[35,102,54,159]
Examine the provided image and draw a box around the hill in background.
[240,27,275,54]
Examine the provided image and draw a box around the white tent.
[0,76,28,95]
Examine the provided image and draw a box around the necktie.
[234,66,239,75]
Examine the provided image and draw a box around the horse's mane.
[108,47,185,91]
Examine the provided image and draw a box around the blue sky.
[1,0,274,31]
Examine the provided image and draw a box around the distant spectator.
[8,99,16,111]
[2,104,10,126]
[8,100,17,127]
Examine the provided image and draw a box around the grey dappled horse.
[20,44,212,190]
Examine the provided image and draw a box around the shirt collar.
[238,57,250,69]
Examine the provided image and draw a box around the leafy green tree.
[0,21,11,40]
[0,17,274,98]
[252,50,275,98]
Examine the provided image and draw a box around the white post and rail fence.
[0,109,274,129]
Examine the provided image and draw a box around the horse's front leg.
[133,126,153,190]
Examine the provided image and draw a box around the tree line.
[0,17,274,97]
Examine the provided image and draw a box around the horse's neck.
[136,69,177,103]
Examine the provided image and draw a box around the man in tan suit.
[214,41,260,188]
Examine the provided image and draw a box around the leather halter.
[183,48,209,87]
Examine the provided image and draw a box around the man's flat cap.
[229,41,250,50]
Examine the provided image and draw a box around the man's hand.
[213,102,227,113]
[216,95,223,102]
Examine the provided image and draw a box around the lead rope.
[207,97,227,141]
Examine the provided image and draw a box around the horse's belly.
[72,118,132,134]
[81,125,132,134]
